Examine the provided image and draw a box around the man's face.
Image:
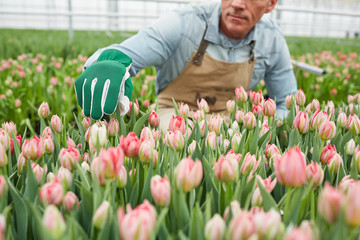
[220,0,278,39]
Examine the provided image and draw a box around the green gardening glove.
[74,49,133,120]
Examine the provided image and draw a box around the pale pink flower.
[38,101,50,118]
[62,191,79,212]
[51,115,63,133]
[265,143,280,160]
[179,103,190,119]
[14,99,21,107]
[120,132,141,158]
[174,156,203,192]
[192,109,205,122]
[338,175,357,194]
[118,200,157,240]
[214,155,238,182]
[320,143,337,165]
[305,161,324,186]
[240,153,260,176]
[197,98,210,113]
[42,205,66,239]
[235,87,248,103]
[50,77,58,86]
[250,90,264,106]
[116,165,127,188]
[318,120,336,140]
[107,118,119,137]
[39,177,64,205]
[327,153,343,175]
[263,98,276,117]
[90,122,107,147]
[2,121,17,136]
[226,100,236,114]
[274,146,306,187]
[150,175,171,207]
[204,214,226,240]
[82,117,92,130]
[128,100,139,116]
[0,129,10,150]
[293,111,309,134]
[0,145,8,168]
[205,131,217,151]
[208,115,224,135]
[17,153,27,173]
[169,115,186,135]
[337,112,347,128]
[0,176,8,198]
[148,111,160,128]
[223,200,241,221]
[347,114,360,135]
[234,109,244,124]
[58,146,80,171]
[139,140,154,164]
[243,112,256,130]
[43,137,54,154]
[98,146,124,179]
[228,211,256,239]
[22,135,45,160]
[93,201,111,229]
[253,209,284,239]
[164,130,184,151]
[285,95,293,109]
[318,183,343,223]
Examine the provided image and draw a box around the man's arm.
[264,35,298,119]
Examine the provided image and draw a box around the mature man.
[75,0,298,129]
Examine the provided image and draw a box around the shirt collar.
[205,3,257,48]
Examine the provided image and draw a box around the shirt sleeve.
[84,11,184,76]
[264,35,298,119]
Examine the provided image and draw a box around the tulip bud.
[62,191,79,212]
[327,153,343,175]
[243,112,256,130]
[81,162,90,172]
[305,161,324,186]
[214,155,238,182]
[2,121,17,136]
[164,130,184,151]
[38,101,50,118]
[179,103,190,119]
[17,153,27,173]
[199,120,206,138]
[347,114,360,136]
[311,99,320,111]
[253,209,284,239]
[240,153,260,176]
[187,140,198,156]
[274,147,306,187]
[263,98,276,117]
[57,167,72,189]
[320,143,337,165]
[116,165,127,188]
[318,183,343,223]
[93,201,111,229]
[204,214,226,240]
[0,129,10,151]
[223,200,241,221]
[148,111,160,128]
[0,145,8,168]
[51,115,63,133]
[44,137,54,154]
[345,139,356,155]
[150,175,171,207]
[337,112,347,128]
[140,127,155,148]
[0,214,5,239]
[120,132,141,158]
[58,146,80,171]
[318,120,336,140]
[228,211,256,239]
[226,100,236,114]
[174,157,203,192]
[42,205,66,239]
[235,109,244,124]
[265,143,280,160]
[139,140,154,164]
[107,119,119,137]
[338,175,356,194]
[295,89,306,106]
[42,126,52,139]
[250,90,264,106]
[343,182,360,226]
[205,131,217,151]
[22,136,45,161]
[285,95,293,109]
[90,122,107,147]
[98,146,125,179]
[197,98,210,113]
[169,115,186,135]
[235,87,248,103]
[82,117,92,130]
[208,115,223,135]
[192,109,205,122]
[39,178,64,206]
[231,132,242,151]
[293,111,309,134]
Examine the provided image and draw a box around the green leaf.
[258,181,279,212]
[150,207,169,240]
[79,184,94,234]
[129,181,139,208]
[140,163,153,202]
[24,160,39,202]
[312,135,320,163]
[133,111,151,137]
[240,176,256,209]
[288,127,301,149]
[25,198,48,240]
[340,131,353,151]
[189,204,205,240]
[8,180,28,240]
[250,125,260,154]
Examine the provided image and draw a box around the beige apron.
[157,26,256,131]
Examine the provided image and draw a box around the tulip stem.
[310,189,315,221]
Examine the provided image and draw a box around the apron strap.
[193,25,209,66]
[249,40,256,63]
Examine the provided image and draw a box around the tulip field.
[0,29,360,239]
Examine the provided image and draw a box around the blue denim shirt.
[84,2,298,118]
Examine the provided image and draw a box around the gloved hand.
[74,49,133,120]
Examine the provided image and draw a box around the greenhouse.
[0,0,360,239]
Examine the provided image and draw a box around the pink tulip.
[204,214,226,240]
[90,122,107,147]
[320,143,337,165]
[38,101,50,118]
[98,146,124,179]
[43,137,54,154]
[148,111,160,128]
[310,109,329,131]
[164,130,184,151]
[253,209,284,239]
[14,99,21,107]
[263,98,276,117]
[235,87,248,103]
[82,117,92,130]
[17,153,27,173]
[0,145,8,168]
[311,99,320,111]
[259,123,270,138]
[274,147,306,187]
[208,115,223,135]
[58,146,80,171]
[318,120,336,140]
[226,100,236,114]
[118,200,157,240]
[285,95,293,109]
[231,132,242,151]
[192,109,205,122]
[344,182,360,226]
[107,119,119,137]
[214,155,238,182]
[179,103,190,119]
[42,126,53,139]
[187,140,198,156]
[243,112,256,130]
[93,201,111,229]
[305,161,324,186]
[240,153,260,176]
[57,167,72,188]
[347,114,360,135]
[318,183,343,223]
[228,211,256,239]
[120,132,141,158]
[265,143,280,160]
[256,175,277,192]
[51,115,63,133]
[223,200,241,221]
[90,157,106,185]
[205,131,217,151]
[39,178,64,205]
[252,104,263,117]
[0,176,8,198]
[169,115,186,135]
[295,89,306,106]
[150,175,171,207]
[235,109,245,124]
[114,165,127,188]
[0,129,10,150]
[338,175,357,194]
[22,135,45,161]
[140,127,155,147]
[345,139,355,155]
[42,205,66,239]
[62,191,79,212]
[2,121,17,136]
[327,153,343,175]
[197,98,210,113]
[293,111,309,134]
[174,156,203,192]
[250,90,264,106]
[139,140,154,164]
